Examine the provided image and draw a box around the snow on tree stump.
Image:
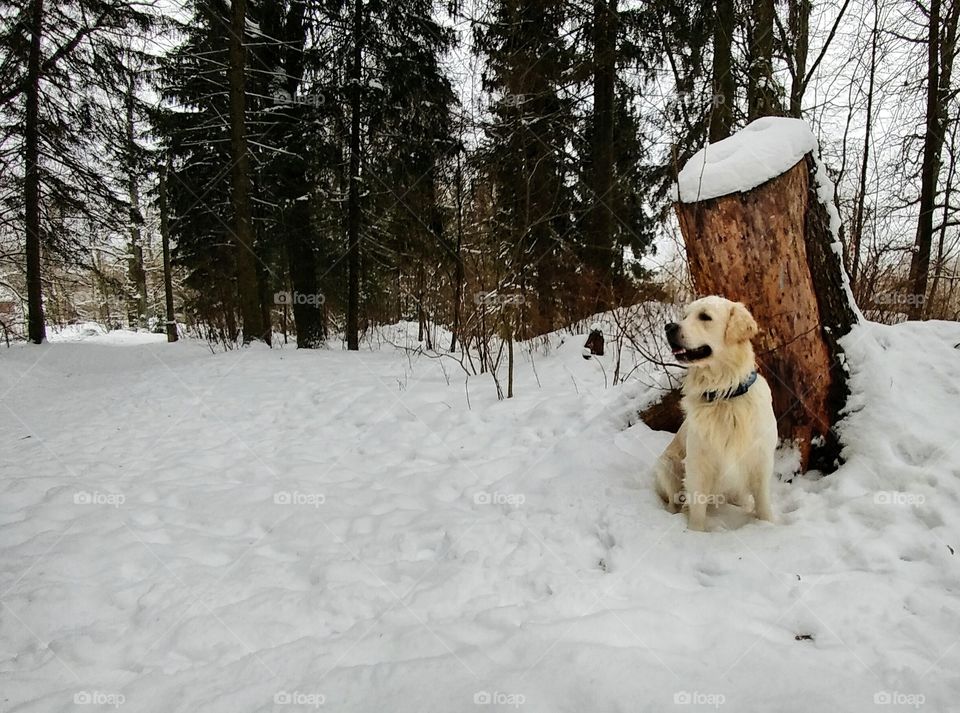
[673,118,860,472]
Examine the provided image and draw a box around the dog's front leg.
[684,443,712,532]
[654,422,687,513]
[750,457,775,523]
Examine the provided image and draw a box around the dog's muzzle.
[665,322,712,363]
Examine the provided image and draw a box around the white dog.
[653,296,777,531]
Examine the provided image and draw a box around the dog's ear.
[725,302,758,343]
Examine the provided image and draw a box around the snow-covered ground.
[1,317,959,712]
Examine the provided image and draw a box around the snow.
[2,316,960,711]
[810,151,867,323]
[46,322,167,346]
[673,117,817,203]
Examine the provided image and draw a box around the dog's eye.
[698,312,712,322]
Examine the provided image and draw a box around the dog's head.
[665,296,758,368]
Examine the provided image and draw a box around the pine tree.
[154,0,240,341]
[254,0,326,348]
[0,0,154,342]
[228,0,271,344]
[476,0,575,335]
[576,0,659,303]
[307,0,458,347]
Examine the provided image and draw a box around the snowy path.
[1,321,959,712]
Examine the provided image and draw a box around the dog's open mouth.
[671,344,712,363]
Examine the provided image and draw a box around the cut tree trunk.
[674,155,857,472]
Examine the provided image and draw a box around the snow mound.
[673,117,817,203]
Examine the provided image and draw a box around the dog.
[653,296,777,531]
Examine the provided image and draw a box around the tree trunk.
[748,0,780,119]
[675,156,858,472]
[268,0,322,348]
[507,325,514,399]
[417,261,426,343]
[920,0,960,316]
[227,0,269,344]
[125,72,148,330]
[710,0,735,142]
[286,227,324,347]
[930,127,956,314]
[586,0,617,290]
[345,0,363,351]
[850,0,879,293]
[159,159,178,342]
[908,0,942,318]
[787,0,810,117]
[25,0,46,344]
[450,156,465,352]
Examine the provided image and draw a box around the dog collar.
[702,371,757,403]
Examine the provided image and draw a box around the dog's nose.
[665,322,679,336]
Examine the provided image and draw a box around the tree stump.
[673,120,858,472]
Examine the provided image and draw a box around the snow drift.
[1,315,958,711]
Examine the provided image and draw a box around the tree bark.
[850,0,879,293]
[450,155,465,352]
[710,0,735,142]
[507,325,514,399]
[908,0,943,318]
[159,159,178,342]
[748,0,780,119]
[345,0,363,351]
[25,0,46,344]
[125,71,148,330]
[265,0,322,347]
[930,127,957,314]
[286,226,324,347]
[675,156,858,472]
[586,0,617,287]
[787,0,810,117]
[227,0,269,344]
[912,0,960,318]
